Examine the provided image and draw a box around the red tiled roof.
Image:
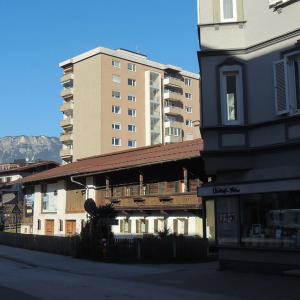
[0,161,60,174]
[11,139,203,184]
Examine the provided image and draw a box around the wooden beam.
[106,178,110,197]
[139,173,143,195]
[183,167,188,192]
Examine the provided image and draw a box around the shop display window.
[216,197,239,246]
[240,191,300,249]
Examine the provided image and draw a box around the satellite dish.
[84,198,96,214]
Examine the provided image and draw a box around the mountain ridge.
[0,135,62,164]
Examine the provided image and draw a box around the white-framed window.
[112,105,121,114]
[128,140,136,148]
[112,74,121,83]
[128,124,136,132]
[177,219,188,235]
[185,106,192,113]
[185,93,192,99]
[128,94,136,102]
[124,219,129,232]
[184,78,191,86]
[220,0,237,22]
[186,133,193,141]
[274,51,300,115]
[112,137,121,146]
[140,219,146,233]
[112,90,121,98]
[128,78,136,86]
[165,127,182,137]
[112,122,121,130]
[220,65,244,125]
[128,63,136,72]
[186,119,193,127]
[112,59,121,68]
[165,115,176,122]
[128,108,136,117]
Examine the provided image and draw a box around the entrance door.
[65,220,76,235]
[45,220,54,235]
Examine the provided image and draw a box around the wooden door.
[45,220,54,235]
[65,220,76,235]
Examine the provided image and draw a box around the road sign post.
[98,219,119,226]
[98,219,119,251]
[12,204,21,234]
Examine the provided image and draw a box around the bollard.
[101,238,107,259]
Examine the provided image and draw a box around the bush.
[74,204,117,260]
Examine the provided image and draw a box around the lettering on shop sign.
[213,187,240,195]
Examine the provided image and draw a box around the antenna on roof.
[136,46,140,53]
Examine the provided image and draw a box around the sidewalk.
[0,244,176,279]
[0,244,300,300]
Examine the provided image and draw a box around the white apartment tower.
[59,47,200,164]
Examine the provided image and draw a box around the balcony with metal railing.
[164,89,182,101]
[163,77,182,88]
[60,117,73,128]
[59,132,73,143]
[60,101,74,112]
[61,72,74,83]
[60,88,73,98]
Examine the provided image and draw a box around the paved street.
[0,245,299,299]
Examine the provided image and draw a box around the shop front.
[198,179,300,273]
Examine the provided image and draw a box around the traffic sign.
[84,198,96,214]
[12,204,21,214]
[99,219,119,226]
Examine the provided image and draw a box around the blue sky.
[0,0,199,138]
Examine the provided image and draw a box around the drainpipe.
[70,176,89,198]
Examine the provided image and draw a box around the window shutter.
[174,181,180,193]
[128,220,131,233]
[274,59,289,115]
[145,220,149,233]
[136,220,140,233]
[145,184,150,195]
[120,219,124,232]
[184,219,189,235]
[121,187,125,197]
[154,219,158,233]
[173,219,178,234]
[137,185,140,195]
[159,182,166,194]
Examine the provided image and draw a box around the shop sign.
[197,179,300,197]
[213,187,240,195]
